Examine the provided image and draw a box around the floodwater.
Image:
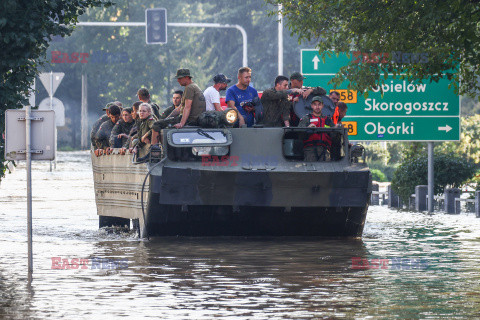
[1,151,480,319]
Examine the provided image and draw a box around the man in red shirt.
[298,96,333,161]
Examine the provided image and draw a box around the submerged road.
[1,151,479,319]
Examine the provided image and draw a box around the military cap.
[290,72,306,81]
[213,74,231,84]
[103,101,116,111]
[175,69,192,79]
[311,96,324,103]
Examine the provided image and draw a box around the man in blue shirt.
[225,67,259,127]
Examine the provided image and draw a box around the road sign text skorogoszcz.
[300,50,460,141]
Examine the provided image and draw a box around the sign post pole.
[277,4,283,75]
[81,73,88,149]
[26,104,33,276]
[428,142,434,212]
[49,72,54,171]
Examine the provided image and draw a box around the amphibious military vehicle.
[92,96,372,238]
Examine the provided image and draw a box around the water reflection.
[1,152,480,319]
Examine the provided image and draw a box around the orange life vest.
[333,107,340,125]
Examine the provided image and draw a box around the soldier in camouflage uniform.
[121,101,142,151]
[132,103,155,157]
[261,75,303,127]
[158,90,183,120]
[109,107,135,148]
[90,101,123,147]
[289,72,327,126]
[137,87,160,120]
[91,102,113,147]
[95,105,121,150]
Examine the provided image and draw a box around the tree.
[436,115,480,164]
[391,153,476,203]
[268,0,480,99]
[0,0,112,181]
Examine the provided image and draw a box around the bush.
[371,169,387,182]
[391,153,477,202]
[368,160,397,181]
[436,115,480,164]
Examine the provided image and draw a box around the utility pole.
[428,142,434,212]
[81,74,88,149]
[278,4,283,75]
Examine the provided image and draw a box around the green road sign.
[342,116,459,141]
[300,49,460,141]
[304,75,459,117]
[301,50,350,74]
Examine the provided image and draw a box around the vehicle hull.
[92,128,371,238]
[144,166,370,237]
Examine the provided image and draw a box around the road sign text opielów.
[300,50,460,141]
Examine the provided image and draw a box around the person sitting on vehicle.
[90,102,116,148]
[133,103,155,157]
[261,75,303,127]
[137,87,160,120]
[288,72,327,126]
[123,101,142,147]
[225,67,259,127]
[333,101,348,126]
[330,101,349,161]
[289,72,327,100]
[109,107,135,149]
[204,74,231,112]
[150,69,206,144]
[329,91,340,107]
[158,90,183,120]
[94,104,121,155]
[132,101,142,119]
[298,96,334,162]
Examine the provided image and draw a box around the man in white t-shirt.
[203,73,231,111]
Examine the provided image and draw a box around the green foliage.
[400,142,427,161]
[268,0,480,99]
[371,169,387,183]
[368,160,397,182]
[467,170,480,193]
[391,153,477,202]
[364,142,389,164]
[0,0,111,181]
[436,115,480,164]
[461,96,480,116]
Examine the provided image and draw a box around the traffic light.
[145,8,167,44]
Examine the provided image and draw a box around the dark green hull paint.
[145,202,368,237]
[145,167,371,237]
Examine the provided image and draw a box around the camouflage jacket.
[158,105,176,120]
[148,101,161,120]
[90,114,109,146]
[134,117,155,147]
[109,119,135,148]
[95,119,116,149]
[260,87,291,127]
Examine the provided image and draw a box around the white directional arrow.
[438,125,452,133]
[312,55,320,70]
